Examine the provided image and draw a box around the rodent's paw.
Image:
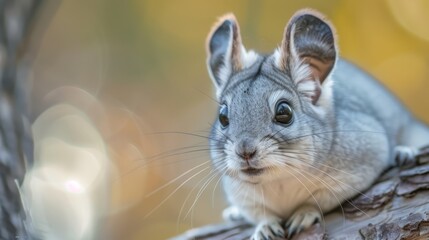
[222,206,245,222]
[285,205,321,237]
[395,146,418,166]
[251,221,285,240]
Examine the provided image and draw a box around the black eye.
[219,104,229,128]
[275,101,293,125]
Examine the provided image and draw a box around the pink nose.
[236,138,257,161]
[237,150,257,161]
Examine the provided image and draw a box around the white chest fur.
[223,174,319,222]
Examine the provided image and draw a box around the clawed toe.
[251,221,285,240]
[285,206,321,237]
[394,146,418,166]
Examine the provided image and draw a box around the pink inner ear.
[311,80,322,104]
[303,56,334,83]
[231,22,243,72]
[301,56,331,104]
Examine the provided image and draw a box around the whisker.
[114,150,217,182]
[273,128,385,145]
[114,145,225,180]
[193,87,220,104]
[141,143,223,163]
[185,168,223,220]
[260,186,266,220]
[143,165,211,219]
[212,126,233,143]
[190,175,221,228]
[212,170,226,208]
[178,173,213,230]
[291,160,371,218]
[271,152,371,217]
[176,163,227,230]
[279,163,326,232]
[146,131,228,144]
[274,150,374,198]
[291,165,347,226]
[274,147,369,180]
[144,161,211,198]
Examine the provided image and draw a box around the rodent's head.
[206,10,337,184]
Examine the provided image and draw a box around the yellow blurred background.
[29,0,429,239]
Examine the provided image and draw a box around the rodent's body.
[222,59,429,225]
[205,10,429,239]
[334,60,429,149]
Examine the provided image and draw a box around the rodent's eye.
[274,100,293,125]
[219,104,229,128]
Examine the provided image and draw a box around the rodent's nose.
[236,138,257,161]
[237,150,257,161]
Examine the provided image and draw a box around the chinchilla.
[205,9,429,239]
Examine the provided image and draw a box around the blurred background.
[26,0,429,239]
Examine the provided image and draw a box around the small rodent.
[205,9,429,239]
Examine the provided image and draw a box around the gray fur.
[206,10,429,239]
[208,19,235,87]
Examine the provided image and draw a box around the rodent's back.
[332,59,414,147]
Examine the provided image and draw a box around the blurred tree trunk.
[0,0,43,239]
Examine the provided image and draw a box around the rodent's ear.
[206,14,257,98]
[275,9,337,104]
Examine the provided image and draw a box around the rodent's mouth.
[240,167,265,176]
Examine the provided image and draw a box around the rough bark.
[0,0,43,239]
[172,147,429,240]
